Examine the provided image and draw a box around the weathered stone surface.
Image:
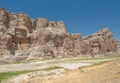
[0,8,118,62]
[34,18,49,30]
[82,28,117,55]
[0,8,9,34]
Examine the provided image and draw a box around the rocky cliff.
[0,8,117,62]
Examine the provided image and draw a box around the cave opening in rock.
[19,42,21,44]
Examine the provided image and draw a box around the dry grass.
[40,59,120,83]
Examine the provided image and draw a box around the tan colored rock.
[0,8,9,33]
[34,18,49,30]
[0,8,118,62]
[57,21,66,33]
[83,28,117,55]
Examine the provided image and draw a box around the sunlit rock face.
[82,28,117,55]
[0,8,117,62]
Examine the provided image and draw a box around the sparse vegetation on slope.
[0,66,63,83]
[40,59,120,83]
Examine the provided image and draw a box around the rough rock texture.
[0,8,117,61]
[82,29,117,55]
[116,41,120,52]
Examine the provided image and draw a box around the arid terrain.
[41,59,120,83]
[0,8,117,63]
[0,55,119,83]
[0,8,120,83]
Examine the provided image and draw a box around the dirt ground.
[38,59,120,83]
[5,58,120,83]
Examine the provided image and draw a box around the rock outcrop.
[0,8,117,61]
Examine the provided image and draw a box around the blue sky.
[0,0,120,40]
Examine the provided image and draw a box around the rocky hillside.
[0,8,117,62]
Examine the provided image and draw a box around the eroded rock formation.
[0,8,117,62]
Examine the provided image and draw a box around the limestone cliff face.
[82,28,117,55]
[0,8,117,62]
[0,8,9,34]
